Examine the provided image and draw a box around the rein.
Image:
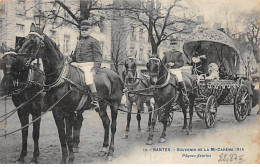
[0,89,45,123]
[0,89,71,138]
[99,92,176,115]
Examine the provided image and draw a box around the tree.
[110,30,128,74]
[28,0,128,34]
[240,10,260,63]
[115,0,196,54]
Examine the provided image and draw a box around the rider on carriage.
[70,19,102,110]
[161,39,190,103]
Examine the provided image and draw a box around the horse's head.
[0,42,32,96]
[0,43,24,95]
[18,23,45,62]
[146,57,162,85]
[124,57,137,85]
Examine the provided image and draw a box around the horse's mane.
[43,33,65,59]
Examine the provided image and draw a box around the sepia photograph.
[0,0,259,164]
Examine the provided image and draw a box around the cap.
[81,20,93,28]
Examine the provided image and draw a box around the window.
[129,44,135,56]
[16,0,26,16]
[99,16,105,33]
[139,28,144,40]
[16,24,25,31]
[139,46,144,61]
[0,3,6,12]
[63,35,70,53]
[130,25,136,41]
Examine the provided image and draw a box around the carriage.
[167,29,253,128]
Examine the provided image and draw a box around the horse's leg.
[180,96,188,132]
[16,110,29,163]
[107,101,119,161]
[158,105,171,143]
[73,110,84,153]
[187,96,195,135]
[52,110,68,164]
[136,99,142,139]
[30,112,41,164]
[122,99,132,139]
[146,100,153,132]
[98,101,110,156]
[146,103,159,145]
[65,113,75,163]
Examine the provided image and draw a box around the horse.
[0,43,45,163]
[146,57,196,145]
[122,57,154,139]
[17,23,123,163]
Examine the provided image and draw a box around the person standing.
[70,19,102,110]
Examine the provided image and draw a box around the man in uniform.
[70,19,102,110]
[161,39,189,103]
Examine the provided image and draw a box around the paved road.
[0,98,259,164]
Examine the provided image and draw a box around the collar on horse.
[3,52,17,56]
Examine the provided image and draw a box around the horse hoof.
[107,155,113,161]
[122,134,128,139]
[158,137,166,143]
[30,159,38,164]
[145,126,151,132]
[60,159,67,164]
[146,140,153,145]
[16,160,24,164]
[186,130,192,135]
[73,147,79,153]
[181,128,188,132]
[68,158,74,164]
[98,151,107,157]
[136,133,142,139]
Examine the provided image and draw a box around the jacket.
[72,36,102,69]
[161,50,184,68]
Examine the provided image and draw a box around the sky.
[183,0,260,25]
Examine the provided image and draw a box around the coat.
[161,50,184,68]
[72,36,102,70]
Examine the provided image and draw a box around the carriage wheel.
[167,112,174,127]
[234,84,251,122]
[205,95,217,128]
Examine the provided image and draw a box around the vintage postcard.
[0,0,259,164]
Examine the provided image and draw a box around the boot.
[89,84,100,111]
[179,81,190,103]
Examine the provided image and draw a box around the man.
[161,40,189,103]
[70,19,102,110]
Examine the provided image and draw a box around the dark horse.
[17,24,123,163]
[146,57,196,145]
[122,57,153,139]
[0,43,45,163]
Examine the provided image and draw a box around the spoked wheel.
[167,112,174,127]
[234,84,251,122]
[205,95,217,128]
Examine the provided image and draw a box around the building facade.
[0,0,111,69]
